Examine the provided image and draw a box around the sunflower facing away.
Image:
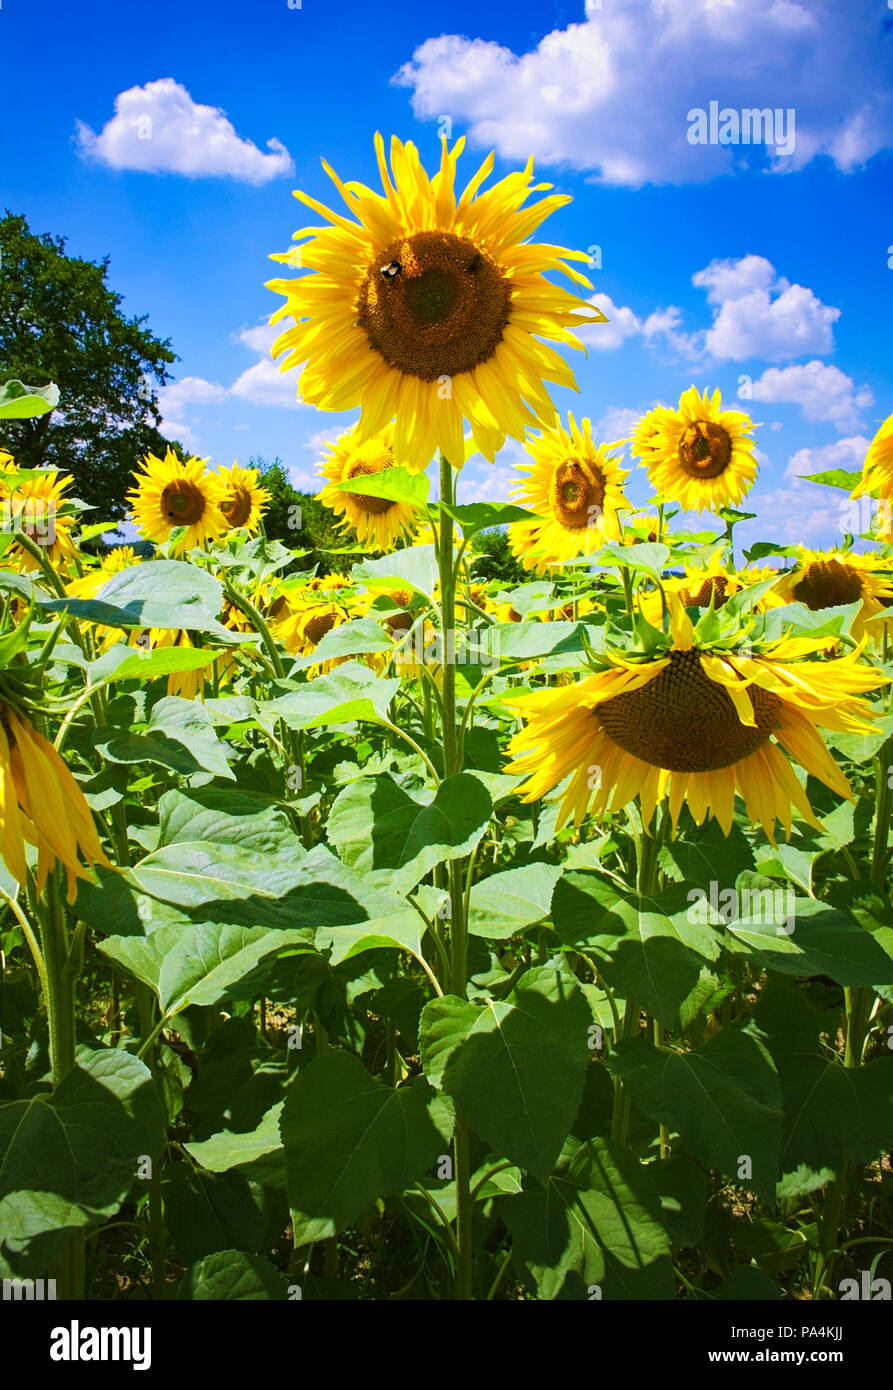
[0,453,79,573]
[508,415,629,575]
[318,424,418,550]
[128,449,228,553]
[851,411,893,540]
[0,703,110,901]
[631,388,758,512]
[267,134,606,473]
[503,598,886,844]
[772,548,893,641]
[215,463,270,534]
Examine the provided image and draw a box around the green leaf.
[95,696,235,780]
[177,1249,289,1300]
[723,878,893,986]
[597,541,670,580]
[315,908,423,967]
[0,1049,162,1275]
[104,645,220,683]
[419,966,591,1183]
[164,1168,265,1265]
[467,863,563,939]
[443,502,541,536]
[269,663,400,730]
[610,1032,783,1203]
[185,1104,286,1187]
[0,379,59,419]
[499,1136,675,1300]
[327,772,492,895]
[350,546,438,600]
[291,618,393,669]
[154,786,301,857]
[552,874,721,1029]
[659,819,755,887]
[334,467,429,507]
[799,469,863,491]
[280,1051,453,1242]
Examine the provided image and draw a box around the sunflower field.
[2,136,893,1307]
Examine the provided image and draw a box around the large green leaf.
[335,467,429,507]
[291,618,393,669]
[154,786,300,856]
[0,1049,162,1275]
[185,1104,286,1187]
[467,864,563,939]
[177,1249,289,1300]
[419,967,591,1183]
[609,1032,782,1202]
[722,877,893,986]
[327,772,492,895]
[499,1137,674,1299]
[659,819,755,887]
[280,1051,453,1242]
[269,663,400,730]
[37,559,233,635]
[95,696,235,780]
[0,379,59,419]
[164,1168,264,1265]
[552,874,722,1029]
[350,546,438,600]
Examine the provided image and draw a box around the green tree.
[469,527,527,584]
[0,211,176,521]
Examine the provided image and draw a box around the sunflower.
[214,463,270,534]
[772,548,893,641]
[631,388,758,512]
[851,412,893,540]
[503,597,886,844]
[507,415,629,575]
[639,554,782,626]
[0,703,110,901]
[318,424,418,550]
[0,454,79,574]
[128,449,228,554]
[270,579,356,664]
[267,133,605,473]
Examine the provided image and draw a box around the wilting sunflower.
[772,548,893,641]
[851,412,893,540]
[318,424,417,550]
[508,416,629,575]
[630,388,758,512]
[267,133,605,473]
[0,454,79,574]
[0,703,110,900]
[128,449,227,554]
[503,597,886,844]
[214,463,270,534]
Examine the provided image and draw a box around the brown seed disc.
[161,480,206,526]
[303,611,337,646]
[548,458,607,530]
[680,575,731,609]
[357,230,512,382]
[678,422,732,480]
[793,559,864,611]
[595,649,780,773]
[221,486,252,527]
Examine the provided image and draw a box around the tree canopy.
[0,211,176,522]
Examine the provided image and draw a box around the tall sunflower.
[318,424,417,550]
[772,548,893,641]
[0,454,79,574]
[214,463,270,535]
[851,411,893,540]
[503,598,885,844]
[508,415,629,575]
[630,388,758,512]
[0,703,110,900]
[128,449,228,554]
[266,134,605,473]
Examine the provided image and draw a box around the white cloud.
[580,294,642,350]
[230,322,308,409]
[395,0,893,187]
[745,479,847,545]
[701,269,839,361]
[751,362,873,429]
[76,79,294,184]
[158,375,227,419]
[785,435,871,480]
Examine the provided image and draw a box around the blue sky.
[2,0,892,548]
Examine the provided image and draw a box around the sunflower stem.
[438,451,475,1300]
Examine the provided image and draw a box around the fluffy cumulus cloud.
[157,376,227,449]
[751,361,873,429]
[230,322,307,409]
[76,79,294,184]
[395,0,893,187]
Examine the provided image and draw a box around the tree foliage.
[0,211,176,521]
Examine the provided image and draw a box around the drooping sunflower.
[128,449,228,554]
[214,463,270,535]
[772,548,893,641]
[0,454,79,574]
[0,703,110,900]
[267,134,606,473]
[630,388,758,512]
[318,424,418,550]
[503,598,886,844]
[508,416,629,575]
[851,412,893,540]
